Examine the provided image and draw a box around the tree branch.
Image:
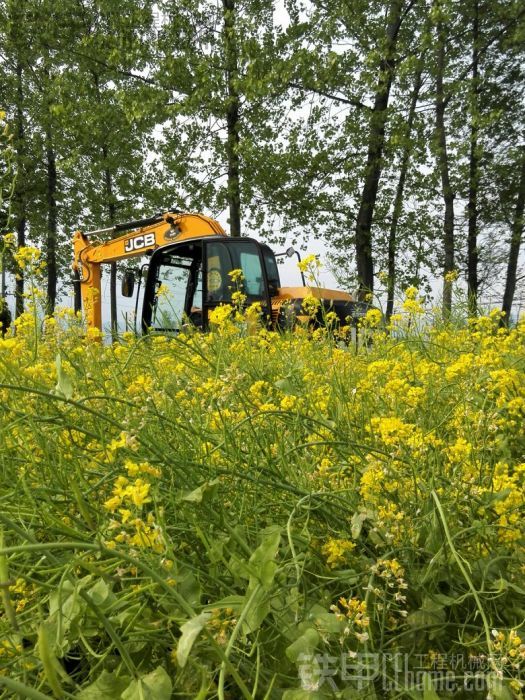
[289,81,370,109]
[444,7,525,107]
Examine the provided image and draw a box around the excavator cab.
[73,210,361,336]
[141,237,278,333]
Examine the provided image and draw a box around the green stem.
[0,527,19,631]
[431,490,497,672]
[218,583,261,700]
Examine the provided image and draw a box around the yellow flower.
[297,253,318,274]
[444,269,459,283]
[322,538,355,568]
[362,308,382,327]
[209,304,233,326]
[2,232,15,248]
[14,246,43,272]
[127,478,151,507]
[228,268,244,283]
[231,290,247,307]
[301,294,321,318]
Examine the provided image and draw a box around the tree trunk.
[14,60,26,319]
[467,0,479,316]
[501,147,525,325]
[435,18,455,318]
[103,157,118,338]
[45,123,58,314]
[92,71,118,336]
[15,217,26,319]
[223,0,241,237]
[386,67,422,322]
[1,255,6,300]
[354,0,404,299]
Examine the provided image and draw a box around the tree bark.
[223,0,241,237]
[91,71,118,336]
[501,147,525,325]
[385,67,422,322]
[354,0,405,299]
[45,122,58,314]
[435,17,455,318]
[14,60,26,319]
[467,0,480,316]
[103,154,118,338]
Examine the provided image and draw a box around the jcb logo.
[124,233,155,253]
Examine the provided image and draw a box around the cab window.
[206,241,265,303]
[151,256,202,331]
[261,245,281,295]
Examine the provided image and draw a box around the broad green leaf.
[243,526,281,633]
[310,610,346,636]
[176,611,211,668]
[242,585,269,635]
[87,577,111,606]
[407,597,445,628]
[275,376,297,395]
[77,671,131,699]
[285,628,320,663]
[48,580,85,653]
[351,511,368,539]
[55,354,74,399]
[121,667,172,700]
[178,567,201,607]
[181,478,220,504]
[249,525,281,588]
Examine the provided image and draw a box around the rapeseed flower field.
[0,294,524,698]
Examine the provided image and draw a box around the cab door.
[203,239,271,322]
[141,242,202,333]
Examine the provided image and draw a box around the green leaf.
[422,672,441,699]
[87,577,111,607]
[54,354,74,400]
[77,671,131,699]
[121,667,172,700]
[275,376,297,395]
[181,478,220,504]
[176,611,211,668]
[178,566,202,607]
[48,579,85,653]
[407,597,445,628]
[249,525,281,589]
[203,595,245,612]
[351,510,368,539]
[243,526,281,634]
[285,628,320,663]
[486,674,513,700]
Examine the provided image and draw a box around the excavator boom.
[72,212,225,331]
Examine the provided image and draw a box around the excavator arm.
[72,211,225,331]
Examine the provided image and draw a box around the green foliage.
[0,309,524,696]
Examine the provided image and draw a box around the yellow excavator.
[72,209,368,333]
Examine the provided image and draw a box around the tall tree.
[223,0,241,236]
[434,8,455,318]
[385,66,423,321]
[466,0,480,315]
[501,147,525,322]
[157,0,282,235]
[354,0,412,297]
